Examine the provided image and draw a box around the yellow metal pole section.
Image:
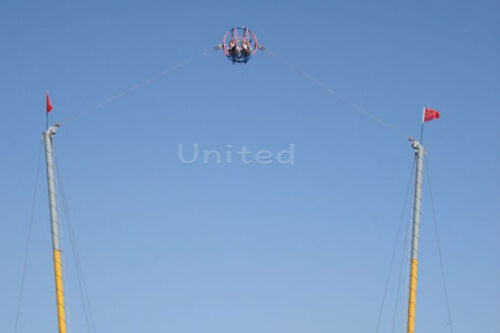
[407,258,418,333]
[53,249,67,333]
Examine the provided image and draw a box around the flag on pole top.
[423,107,439,123]
[46,91,53,113]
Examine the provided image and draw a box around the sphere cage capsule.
[221,26,259,64]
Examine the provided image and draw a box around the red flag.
[46,91,53,113]
[423,107,439,123]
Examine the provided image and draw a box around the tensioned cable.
[13,140,43,333]
[401,216,412,332]
[374,156,416,333]
[61,48,215,124]
[54,154,96,333]
[425,157,454,333]
[391,192,414,333]
[262,48,407,140]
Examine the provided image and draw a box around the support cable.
[54,154,96,333]
[13,140,43,333]
[425,158,454,333]
[374,157,416,333]
[391,194,414,333]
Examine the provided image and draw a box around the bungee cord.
[61,48,215,124]
[262,48,408,140]
[58,42,409,145]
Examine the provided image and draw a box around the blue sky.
[1,1,498,332]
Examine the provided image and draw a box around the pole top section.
[409,136,424,153]
[45,122,61,137]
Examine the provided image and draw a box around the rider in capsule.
[228,39,239,58]
[240,39,252,58]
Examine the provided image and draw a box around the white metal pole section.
[407,138,424,333]
[43,124,67,333]
[44,125,61,250]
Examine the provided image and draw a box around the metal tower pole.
[407,138,425,333]
[43,124,66,333]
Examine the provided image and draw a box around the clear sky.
[1,1,498,332]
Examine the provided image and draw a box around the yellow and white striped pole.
[407,138,424,333]
[43,124,66,333]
